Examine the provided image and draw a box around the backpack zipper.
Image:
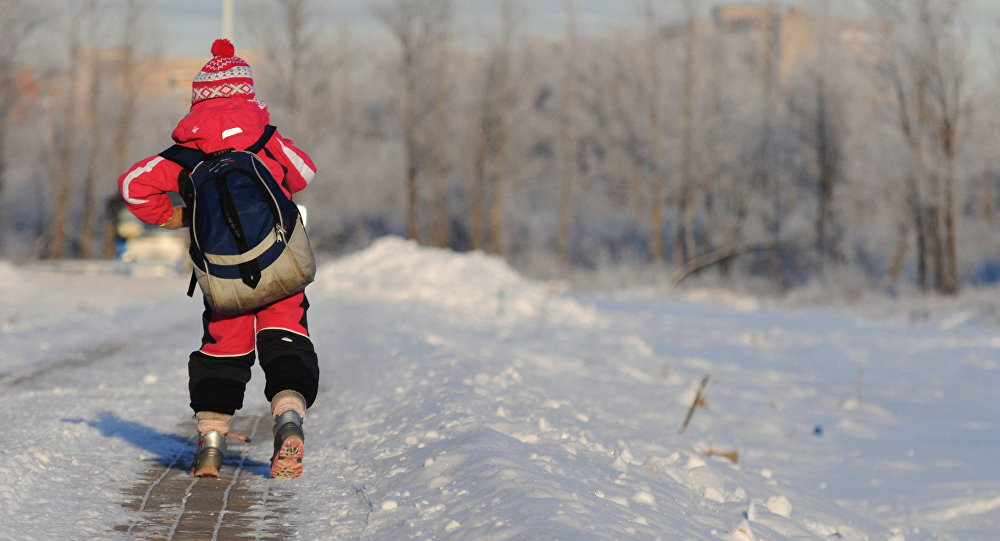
[247,151,287,235]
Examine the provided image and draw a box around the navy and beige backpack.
[159,125,315,314]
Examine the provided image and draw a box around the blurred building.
[709,4,878,82]
[150,50,263,108]
[74,47,262,110]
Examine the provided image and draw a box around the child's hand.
[161,206,185,230]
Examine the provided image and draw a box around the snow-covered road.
[1,237,998,539]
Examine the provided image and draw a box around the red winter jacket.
[118,98,316,226]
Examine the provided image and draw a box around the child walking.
[117,39,320,479]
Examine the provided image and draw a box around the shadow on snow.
[62,411,271,477]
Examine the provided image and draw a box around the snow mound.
[315,236,600,327]
[0,260,22,287]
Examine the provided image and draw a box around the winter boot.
[191,431,228,477]
[190,412,231,477]
[270,390,306,479]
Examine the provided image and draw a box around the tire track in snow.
[115,414,293,540]
[0,320,190,389]
[0,340,127,387]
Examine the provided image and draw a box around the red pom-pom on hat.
[211,38,235,58]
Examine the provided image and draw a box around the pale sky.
[150,0,1000,59]
[151,0,645,58]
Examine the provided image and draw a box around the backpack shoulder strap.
[246,125,277,154]
[159,145,207,171]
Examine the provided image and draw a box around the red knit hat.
[191,39,255,105]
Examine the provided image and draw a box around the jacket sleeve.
[117,155,185,226]
[264,130,316,195]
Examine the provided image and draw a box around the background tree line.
[0,0,997,295]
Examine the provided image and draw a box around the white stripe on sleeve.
[277,139,315,184]
[121,156,164,204]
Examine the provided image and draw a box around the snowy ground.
[1,236,998,540]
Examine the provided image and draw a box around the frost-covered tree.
[785,0,849,267]
[372,0,454,244]
[0,0,42,258]
[868,0,970,294]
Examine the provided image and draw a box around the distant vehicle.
[114,205,188,265]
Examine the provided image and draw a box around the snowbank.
[315,236,602,328]
[0,259,21,287]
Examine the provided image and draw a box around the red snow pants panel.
[199,291,311,357]
[188,292,319,415]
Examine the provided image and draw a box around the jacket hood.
[171,97,271,153]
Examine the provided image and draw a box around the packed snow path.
[1,237,998,540]
[115,413,292,540]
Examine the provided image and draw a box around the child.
[117,39,319,479]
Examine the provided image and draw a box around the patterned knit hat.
[191,39,254,105]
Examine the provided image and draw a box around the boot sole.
[191,464,221,477]
[270,435,304,479]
